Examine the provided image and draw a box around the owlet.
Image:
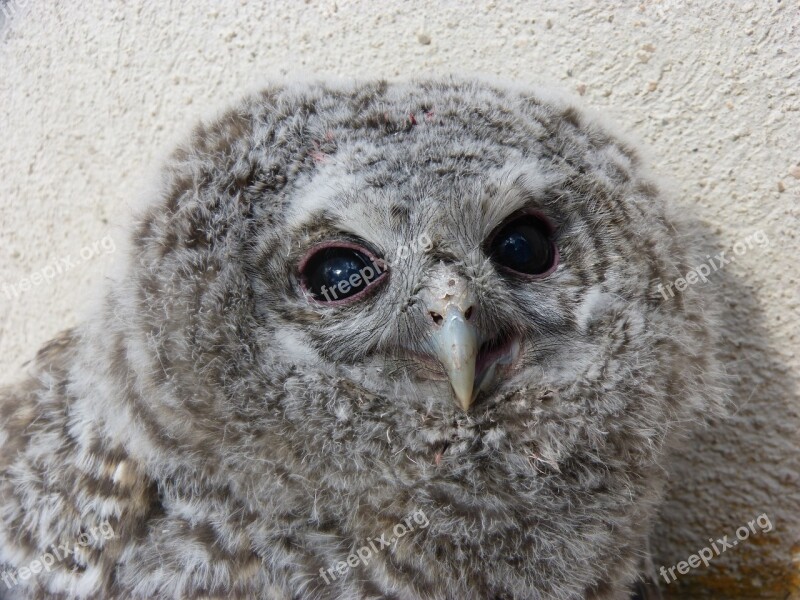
[0,78,724,599]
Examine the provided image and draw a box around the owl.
[0,78,724,599]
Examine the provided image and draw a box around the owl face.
[244,96,665,428]
[256,159,573,414]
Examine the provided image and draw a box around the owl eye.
[488,215,558,277]
[300,244,386,302]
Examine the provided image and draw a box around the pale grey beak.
[428,305,478,411]
[421,265,479,411]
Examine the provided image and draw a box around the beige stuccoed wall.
[1,1,798,597]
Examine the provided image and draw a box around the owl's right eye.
[299,243,387,303]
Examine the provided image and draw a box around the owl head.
[102,78,724,595]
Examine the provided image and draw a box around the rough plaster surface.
[0,1,798,597]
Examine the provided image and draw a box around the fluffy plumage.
[0,78,723,599]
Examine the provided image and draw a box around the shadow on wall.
[653,224,800,599]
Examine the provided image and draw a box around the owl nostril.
[429,306,475,325]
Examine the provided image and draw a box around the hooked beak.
[417,266,521,411]
[421,267,479,411]
[428,305,478,411]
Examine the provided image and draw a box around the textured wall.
[1,1,798,597]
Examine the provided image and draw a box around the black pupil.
[303,248,379,301]
[491,219,554,275]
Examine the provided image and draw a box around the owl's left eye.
[299,243,386,303]
[488,214,558,277]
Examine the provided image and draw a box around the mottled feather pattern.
[0,78,723,599]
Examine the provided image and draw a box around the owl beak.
[428,305,479,411]
[421,269,479,411]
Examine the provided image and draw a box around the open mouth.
[406,335,519,384]
[474,335,520,397]
[403,331,521,409]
